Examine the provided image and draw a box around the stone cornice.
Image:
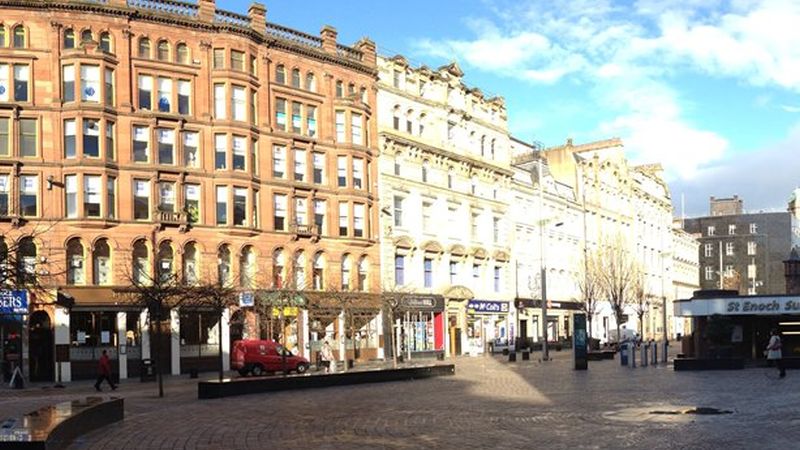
[380,131,514,178]
[0,0,376,76]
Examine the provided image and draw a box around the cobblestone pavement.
[3,352,799,449]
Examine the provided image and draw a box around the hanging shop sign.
[0,290,28,315]
[399,295,445,312]
[467,300,509,315]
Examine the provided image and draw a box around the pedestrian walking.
[320,340,335,373]
[94,350,117,391]
[765,328,785,378]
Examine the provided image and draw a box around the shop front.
[384,294,445,361]
[305,291,382,365]
[514,298,581,349]
[676,291,800,360]
[465,300,510,356]
[1,290,27,383]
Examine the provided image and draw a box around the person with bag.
[320,341,335,373]
[766,328,786,378]
[94,349,117,391]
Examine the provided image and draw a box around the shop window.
[66,238,85,285]
[93,238,111,285]
[70,311,118,349]
[179,310,221,357]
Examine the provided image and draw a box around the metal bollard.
[641,343,648,367]
[652,342,658,365]
[631,343,637,368]
[663,341,669,363]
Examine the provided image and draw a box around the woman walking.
[766,328,785,378]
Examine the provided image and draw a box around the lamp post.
[533,158,563,361]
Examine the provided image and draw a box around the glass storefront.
[1,316,22,382]
[406,312,435,353]
[179,310,221,358]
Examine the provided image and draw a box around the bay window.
[337,156,347,187]
[64,119,77,158]
[157,128,174,165]
[314,199,326,234]
[159,182,175,212]
[294,148,306,182]
[352,158,364,189]
[214,134,227,170]
[0,175,7,216]
[104,69,114,105]
[65,175,78,218]
[351,112,363,145]
[133,180,150,220]
[184,184,200,223]
[178,80,190,115]
[84,175,102,217]
[291,102,301,134]
[272,145,286,178]
[312,152,324,184]
[133,126,149,162]
[107,177,115,219]
[295,197,307,226]
[183,131,199,168]
[83,119,100,158]
[19,175,37,217]
[157,77,172,112]
[232,85,246,121]
[275,98,287,130]
[233,187,247,226]
[214,83,226,119]
[273,194,286,231]
[307,105,317,137]
[80,65,99,102]
[138,75,152,110]
[354,203,365,238]
[339,202,348,236]
[335,110,345,142]
[232,135,246,171]
[105,122,114,160]
[62,65,75,102]
[0,119,6,156]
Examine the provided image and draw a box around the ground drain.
[650,407,732,416]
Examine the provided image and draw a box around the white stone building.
[670,225,701,338]
[377,55,514,357]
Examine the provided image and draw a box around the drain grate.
[650,407,732,416]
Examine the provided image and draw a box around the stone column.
[117,312,128,379]
[54,307,71,382]
[375,309,385,360]
[300,309,309,359]
[221,308,230,371]
[139,310,150,360]
[170,308,180,375]
[338,311,345,361]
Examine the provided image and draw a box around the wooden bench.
[0,396,123,449]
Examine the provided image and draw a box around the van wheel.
[296,363,309,374]
[251,364,265,377]
[237,369,249,377]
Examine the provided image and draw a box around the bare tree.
[254,273,308,376]
[596,234,637,345]
[575,249,602,342]
[630,263,653,340]
[183,281,237,382]
[1,220,67,294]
[323,283,363,372]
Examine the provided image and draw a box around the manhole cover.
[650,407,732,416]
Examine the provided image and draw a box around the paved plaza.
[2,352,799,449]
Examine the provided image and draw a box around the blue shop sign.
[239,291,254,307]
[467,300,509,315]
[0,290,28,315]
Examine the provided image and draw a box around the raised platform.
[0,396,123,449]
[198,364,456,399]
[673,358,744,371]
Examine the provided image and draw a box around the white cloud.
[781,105,800,113]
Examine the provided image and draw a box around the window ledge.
[65,218,120,229]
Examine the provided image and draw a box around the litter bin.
[522,350,530,360]
[140,359,156,382]
[508,352,517,362]
[619,343,629,366]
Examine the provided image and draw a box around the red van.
[231,340,310,376]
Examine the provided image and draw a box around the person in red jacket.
[94,350,117,391]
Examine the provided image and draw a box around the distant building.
[682,197,791,295]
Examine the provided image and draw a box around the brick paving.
[2,352,799,449]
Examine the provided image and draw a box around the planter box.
[673,358,744,371]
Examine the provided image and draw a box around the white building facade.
[377,56,514,357]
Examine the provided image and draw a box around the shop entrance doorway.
[29,311,54,382]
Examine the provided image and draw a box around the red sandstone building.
[0,0,381,382]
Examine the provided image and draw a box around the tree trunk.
[153,306,164,398]
[389,310,397,369]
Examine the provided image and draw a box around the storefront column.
[221,308,230,371]
[300,309,309,360]
[170,309,180,375]
[116,312,127,380]
[376,309,385,360]
[338,311,345,362]
[139,310,150,360]
[54,306,71,383]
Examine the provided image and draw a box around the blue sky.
[226,0,800,216]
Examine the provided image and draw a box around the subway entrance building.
[675,250,800,361]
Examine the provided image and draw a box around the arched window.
[275,65,286,84]
[305,72,315,91]
[93,238,111,285]
[80,29,92,43]
[183,242,197,285]
[17,237,36,284]
[12,25,25,48]
[217,245,231,286]
[63,29,75,49]
[176,43,189,64]
[418,113,426,136]
[360,87,367,103]
[157,241,173,283]
[335,80,343,98]
[405,109,414,134]
[99,32,112,53]
[348,83,355,96]
[480,136,486,157]
[272,249,284,288]
[291,68,301,88]
[357,256,368,292]
[490,139,496,159]
[132,239,149,285]
[293,251,306,288]
[392,105,401,131]
[341,254,351,290]
[0,26,5,48]
[312,252,325,290]
[157,40,170,61]
[138,38,151,58]
[239,245,255,288]
[422,160,429,183]
[66,238,85,285]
